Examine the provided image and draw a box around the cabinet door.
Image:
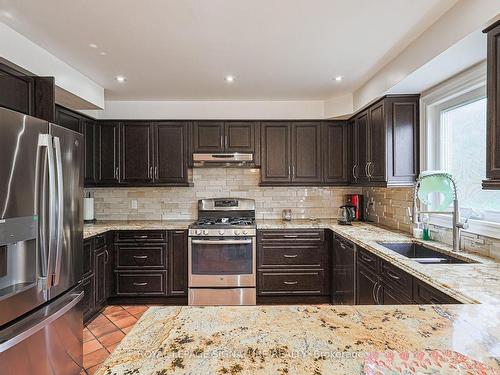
[380,284,412,305]
[168,230,188,296]
[95,121,120,184]
[0,63,34,115]
[356,263,378,305]
[224,122,255,152]
[291,122,322,184]
[260,122,291,184]
[94,248,106,309]
[323,122,348,185]
[484,23,500,187]
[81,274,95,323]
[121,122,153,183]
[82,239,94,278]
[192,121,224,152]
[55,106,81,133]
[81,119,96,185]
[154,122,188,184]
[368,102,386,183]
[355,111,369,183]
[331,237,355,304]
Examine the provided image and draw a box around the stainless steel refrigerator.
[0,107,84,374]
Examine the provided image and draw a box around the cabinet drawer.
[258,244,324,268]
[115,244,167,269]
[357,247,378,272]
[115,271,167,296]
[258,230,324,243]
[380,261,412,298]
[413,279,460,305]
[258,271,326,295]
[115,230,167,243]
[82,239,94,278]
[94,234,106,249]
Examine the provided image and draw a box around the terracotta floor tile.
[88,322,120,339]
[98,330,125,348]
[86,364,104,375]
[86,314,111,330]
[114,315,137,329]
[83,339,104,355]
[107,309,132,322]
[102,305,123,316]
[121,326,134,334]
[83,328,95,343]
[83,348,109,369]
[123,305,148,315]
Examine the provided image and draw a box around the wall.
[89,168,360,221]
[363,187,500,260]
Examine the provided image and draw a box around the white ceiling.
[0,0,459,100]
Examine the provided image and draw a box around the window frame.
[420,61,500,240]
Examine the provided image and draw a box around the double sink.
[376,242,478,265]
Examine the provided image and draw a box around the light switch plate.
[131,199,138,209]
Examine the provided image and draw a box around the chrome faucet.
[409,173,468,252]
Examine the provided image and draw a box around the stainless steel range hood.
[193,153,254,167]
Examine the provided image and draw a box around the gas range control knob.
[218,229,225,235]
[234,229,240,236]
[203,229,209,236]
[242,229,248,235]
[195,229,202,235]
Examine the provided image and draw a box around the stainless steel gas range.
[188,198,256,306]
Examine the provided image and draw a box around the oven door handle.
[191,239,252,245]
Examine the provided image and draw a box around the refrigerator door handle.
[52,136,64,287]
[0,292,83,353]
[35,134,49,285]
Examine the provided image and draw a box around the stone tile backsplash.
[88,168,361,221]
[363,187,500,260]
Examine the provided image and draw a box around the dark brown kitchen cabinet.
[154,122,188,184]
[323,121,349,185]
[192,121,225,152]
[413,278,460,304]
[356,263,378,305]
[168,230,188,296]
[94,247,107,311]
[483,20,500,189]
[260,122,322,185]
[55,106,81,133]
[350,95,419,187]
[82,238,93,279]
[225,122,255,152]
[331,235,355,304]
[81,275,95,323]
[81,118,96,185]
[95,121,120,185]
[120,122,154,184]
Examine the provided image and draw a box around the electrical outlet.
[131,199,138,209]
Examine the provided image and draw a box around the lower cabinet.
[94,247,107,310]
[115,271,167,296]
[168,230,188,296]
[81,274,95,322]
[331,235,355,304]
[355,245,461,305]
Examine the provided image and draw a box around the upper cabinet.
[192,121,257,154]
[350,95,419,187]
[55,106,82,133]
[483,20,500,190]
[260,122,324,186]
[95,121,189,187]
[323,121,349,185]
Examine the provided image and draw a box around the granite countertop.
[96,304,500,374]
[83,220,192,238]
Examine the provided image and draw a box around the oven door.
[188,237,256,287]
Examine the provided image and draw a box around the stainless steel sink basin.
[376,242,478,264]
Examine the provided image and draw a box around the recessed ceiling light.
[115,75,126,83]
[225,75,235,83]
[89,43,98,49]
[99,51,107,56]
[334,76,343,82]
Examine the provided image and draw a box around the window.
[422,62,500,237]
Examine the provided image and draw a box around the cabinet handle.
[132,282,148,286]
[360,254,373,263]
[288,165,291,178]
[283,235,299,238]
[372,281,378,303]
[105,250,109,263]
[283,254,298,258]
[283,281,298,285]
[340,242,346,250]
[155,166,158,179]
[292,165,295,178]
[220,135,224,148]
[149,166,153,179]
[352,164,358,181]
[225,135,228,149]
[114,166,119,179]
[174,230,185,234]
[376,283,383,304]
[365,162,370,180]
[134,235,148,239]
[368,162,374,178]
[386,270,401,280]
[133,255,148,260]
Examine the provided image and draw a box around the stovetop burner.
[193,217,255,227]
